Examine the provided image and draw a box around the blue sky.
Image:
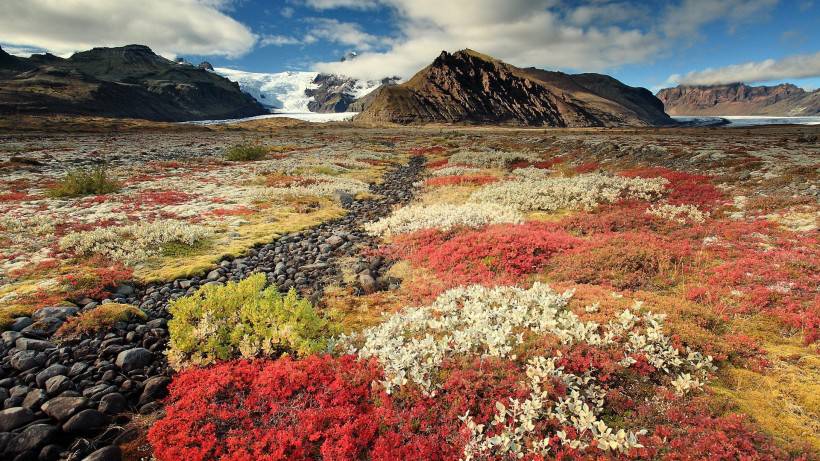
[2,1,819,91]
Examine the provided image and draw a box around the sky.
[1,0,819,91]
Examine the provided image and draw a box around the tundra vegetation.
[0,123,817,460]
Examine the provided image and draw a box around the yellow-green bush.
[167,273,335,368]
[48,166,121,198]
[224,144,268,161]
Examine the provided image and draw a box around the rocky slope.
[355,49,673,127]
[657,83,820,116]
[0,45,266,121]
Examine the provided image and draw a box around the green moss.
[47,166,121,198]
[225,144,268,161]
[160,239,212,258]
[167,273,337,368]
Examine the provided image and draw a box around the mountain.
[214,67,388,113]
[656,83,820,116]
[0,44,266,121]
[355,49,673,127]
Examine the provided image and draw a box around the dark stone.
[35,365,68,387]
[22,390,47,411]
[138,376,169,405]
[0,407,35,431]
[31,307,77,321]
[41,397,87,421]
[15,338,55,352]
[2,331,23,346]
[3,424,57,454]
[21,318,63,337]
[37,444,61,461]
[44,376,72,396]
[82,445,122,461]
[10,317,33,332]
[62,409,107,434]
[10,351,45,371]
[114,348,152,371]
[98,393,127,415]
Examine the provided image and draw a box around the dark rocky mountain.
[0,45,266,121]
[657,83,820,116]
[355,49,673,126]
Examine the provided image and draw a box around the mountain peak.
[357,50,671,127]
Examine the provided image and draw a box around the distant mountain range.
[355,49,673,127]
[1,44,677,126]
[0,44,266,121]
[657,83,820,116]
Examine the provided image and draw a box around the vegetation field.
[0,120,817,460]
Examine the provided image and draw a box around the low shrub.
[59,263,134,299]
[225,144,268,161]
[56,303,146,338]
[387,222,579,288]
[148,355,387,461]
[548,232,693,290]
[47,166,121,198]
[167,273,335,368]
[59,219,211,266]
[469,173,668,212]
[620,167,723,209]
[364,203,522,237]
[424,175,498,187]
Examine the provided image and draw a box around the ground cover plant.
[2,125,818,460]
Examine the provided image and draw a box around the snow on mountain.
[215,67,383,113]
[215,68,319,112]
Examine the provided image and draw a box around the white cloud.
[303,0,381,9]
[0,0,257,58]
[668,52,820,85]
[307,0,782,81]
[304,18,384,51]
[312,0,664,80]
[260,35,302,46]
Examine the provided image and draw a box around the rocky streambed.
[0,156,425,461]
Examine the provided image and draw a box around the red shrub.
[424,175,499,187]
[427,158,450,169]
[574,161,600,173]
[620,167,723,208]
[150,355,387,461]
[410,146,446,156]
[137,190,193,206]
[60,262,134,299]
[639,398,792,461]
[548,232,693,290]
[389,223,580,288]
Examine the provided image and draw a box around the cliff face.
[656,83,820,116]
[355,49,673,127]
[0,45,267,121]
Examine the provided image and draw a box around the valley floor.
[0,119,817,460]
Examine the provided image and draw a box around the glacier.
[215,67,383,113]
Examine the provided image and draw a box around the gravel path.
[0,156,425,461]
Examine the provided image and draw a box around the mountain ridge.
[656,83,820,116]
[0,44,267,121]
[355,49,673,127]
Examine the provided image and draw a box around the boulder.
[41,396,87,421]
[3,424,57,455]
[115,348,152,371]
[62,409,107,434]
[36,365,69,387]
[0,407,35,431]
